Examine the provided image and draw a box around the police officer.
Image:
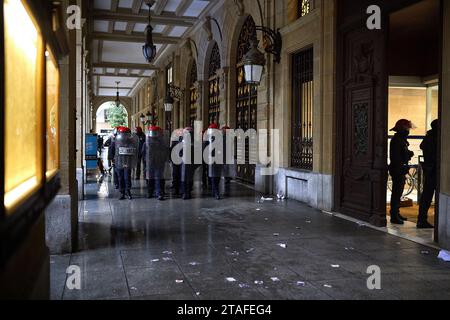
[418,119,438,229]
[114,127,138,200]
[108,127,120,189]
[135,126,146,180]
[181,127,197,200]
[389,119,415,225]
[170,128,184,196]
[144,126,169,201]
[222,126,236,186]
[205,123,223,200]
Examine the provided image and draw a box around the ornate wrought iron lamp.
[164,83,184,112]
[142,0,157,63]
[140,110,157,126]
[114,81,121,108]
[241,0,282,85]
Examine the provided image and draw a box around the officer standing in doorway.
[389,119,415,225]
[114,127,138,200]
[417,119,438,229]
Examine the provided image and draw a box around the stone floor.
[50,177,450,300]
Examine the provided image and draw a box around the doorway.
[335,0,442,237]
[386,0,440,240]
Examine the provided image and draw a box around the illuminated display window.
[4,0,45,213]
[46,49,60,179]
[298,0,312,18]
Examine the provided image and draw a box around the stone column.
[439,0,450,250]
[217,67,229,127]
[45,0,79,254]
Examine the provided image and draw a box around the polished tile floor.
[50,178,450,300]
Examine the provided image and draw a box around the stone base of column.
[439,193,450,250]
[45,195,77,255]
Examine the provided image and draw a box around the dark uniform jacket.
[108,139,115,162]
[389,133,413,176]
[420,129,438,172]
[137,133,146,159]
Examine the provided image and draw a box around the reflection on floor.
[50,178,450,300]
[387,204,435,224]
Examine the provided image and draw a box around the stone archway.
[92,96,133,132]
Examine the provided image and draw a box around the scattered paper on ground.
[438,250,450,262]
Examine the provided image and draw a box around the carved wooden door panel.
[336,23,388,227]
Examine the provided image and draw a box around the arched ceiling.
[88,0,215,98]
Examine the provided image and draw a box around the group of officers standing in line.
[106,123,233,201]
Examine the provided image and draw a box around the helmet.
[208,123,220,130]
[135,126,143,134]
[390,119,415,132]
[431,119,439,130]
[118,126,131,134]
[148,126,163,138]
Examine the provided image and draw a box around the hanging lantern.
[241,39,266,85]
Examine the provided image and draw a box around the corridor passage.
[50,180,450,300]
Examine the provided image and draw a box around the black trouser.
[202,164,209,188]
[419,168,436,224]
[390,174,406,218]
[210,177,221,198]
[182,181,194,197]
[117,168,132,194]
[135,157,143,179]
[147,179,163,197]
[172,164,182,194]
[113,166,119,189]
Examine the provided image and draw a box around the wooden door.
[335,3,389,227]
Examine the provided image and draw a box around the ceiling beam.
[175,0,194,17]
[93,73,152,79]
[92,32,181,44]
[98,86,134,89]
[93,9,196,26]
[93,62,159,70]
[154,0,169,15]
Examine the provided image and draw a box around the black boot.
[417,221,434,229]
[399,214,408,221]
[158,195,165,201]
[119,193,126,200]
[127,191,133,200]
[390,214,404,225]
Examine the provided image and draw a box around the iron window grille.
[291,47,314,170]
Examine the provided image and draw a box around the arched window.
[189,60,198,127]
[208,42,221,125]
[236,16,257,184]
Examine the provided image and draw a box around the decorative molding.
[234,0,245,16]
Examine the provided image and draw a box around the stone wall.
[439,0,450,250]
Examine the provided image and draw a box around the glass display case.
[46,48,60,180]
[2,0,66,216]
[3,0,44,213]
